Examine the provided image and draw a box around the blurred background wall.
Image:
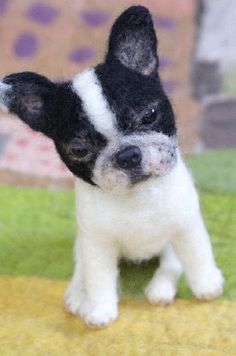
[0,0,235,188]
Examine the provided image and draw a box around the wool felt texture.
[1,6,177,190]
[0,187,235,297]
[0,150,236,300]
[0,149,235,354]
[0,0,199,157]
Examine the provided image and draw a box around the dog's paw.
[145,276,176,306]
[64,283,84,315]
[192,267,224,301]
[79,301,118,328]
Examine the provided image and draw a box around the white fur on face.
[0,82,11,112]
[92,132,178,194]
[125,132,177,176]
[72,68,118,139]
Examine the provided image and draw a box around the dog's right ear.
[0,71,58,138]
[105,6,159,77]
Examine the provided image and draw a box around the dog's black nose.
[115,145,142,169]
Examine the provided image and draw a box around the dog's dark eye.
[142,108,157,125]
[71,147,89,159]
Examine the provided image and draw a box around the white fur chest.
[75,156,198,261]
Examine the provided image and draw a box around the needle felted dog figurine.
[0,6,224,327]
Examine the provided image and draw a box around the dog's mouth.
[92,147,178,194]
[131,172,152,186]
[93,167,171,194]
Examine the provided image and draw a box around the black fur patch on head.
[55,103,107,185]
[96,62,176,137]
[106,6,158,77]
[97,5,176,137]
[3,71,107,185]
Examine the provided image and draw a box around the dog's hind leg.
[145,244,183,305]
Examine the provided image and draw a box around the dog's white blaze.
[73,68,118,138]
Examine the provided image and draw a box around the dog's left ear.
[106,6,158,77]
[0,72,58,138]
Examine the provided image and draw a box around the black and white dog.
[0,6,223,327]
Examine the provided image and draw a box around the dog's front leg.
[172,212,224,300]
[69,232,119,327]
[64,237,85,315]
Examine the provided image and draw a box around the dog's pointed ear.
[106,6,158,77]
[0,72,58,138]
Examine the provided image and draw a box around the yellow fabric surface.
[0,277,235,355]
